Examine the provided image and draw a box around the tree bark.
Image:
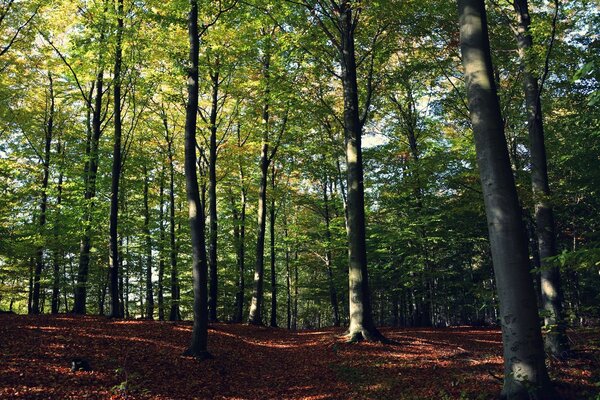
[31,72,54,315]
[513,0,568,356]
[164,121,181,321]
[231,142,247,324]
[323,177,340,327]
[143,165,154,319]
[74,0,108,315]
[158,166,166,321]
[108,0,124,318]
[269,163,277,328]
[248,41,272,326]
[51,139,64,314]
[337,1,383,342]
[458,1,557,398]
[182,0,210,359]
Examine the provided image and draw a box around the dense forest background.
[0,0,598,333]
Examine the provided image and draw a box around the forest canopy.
[0,0,599,397]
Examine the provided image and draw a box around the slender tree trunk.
[231,169,247,323]
[32,73,54,315]
[51,140,64,314]
[166,129,180,321]
[248,43,272,326]
[143,165,154,319]
[513,0,568,356]
[158,167,166,321]
[108,0,124,318]
[458,1,557,398]
[232,127,247,323]
[293,251,298,330]
[284,207,291,330]
[28,259,33,313]
[182,0,210,359]
[337,2,383,342]
[74,1,107,315]
[269,164,277,328]
[208,67,220,323]
[323,178,340,327]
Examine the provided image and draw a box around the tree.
[248,28,287,325]
[108,0,125,318]
[458,1,557,398]
[31,72,54,315]
[182,0,210,359]
[512,0,568,356]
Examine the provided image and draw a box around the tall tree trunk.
[269,164,277,328]
[158,167,166,321]
[166,124,180,321]
[182,0,210,359]
[513,0,568,356]
[74,1,107,315]
[143,165,154,319]
[51,139,64,314]
[248,42,272,326]
[208,67,220,322]
[284,206,291,329]
[31,72,54,315]
[232,127,247,323]
[323,178,340,327]
[458,1,557,398]
[108,0,124,318]
[337,2,382,342]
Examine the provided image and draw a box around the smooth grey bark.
[337,2,383,342]
[182,0,210,359]
[513,0,568,356]
[143,165,154,319]
[31,72,54,315]
[458,1,557,398]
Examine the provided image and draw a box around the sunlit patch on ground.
[0,315,597,399]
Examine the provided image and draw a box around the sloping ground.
[0,315,597,399]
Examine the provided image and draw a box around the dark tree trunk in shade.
[208,67,220,323]
[269,163,277,328]
[248,42,272,326]
[158,167,166,321]
[108,0,124,318]
[31,72,54,315]
[323,178,340,327]
[74,68,104,315]
[284,207,291,329]
[143,166,154,319]
[182,0,210,359]
[337,2,383,342]
[513,0,568,356]
[458,1,557,398]
[51,140,64,314]
[74,0,108,315]
[231,137,247,323]
[166,124,181,322]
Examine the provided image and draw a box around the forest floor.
[0,315,598,400]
